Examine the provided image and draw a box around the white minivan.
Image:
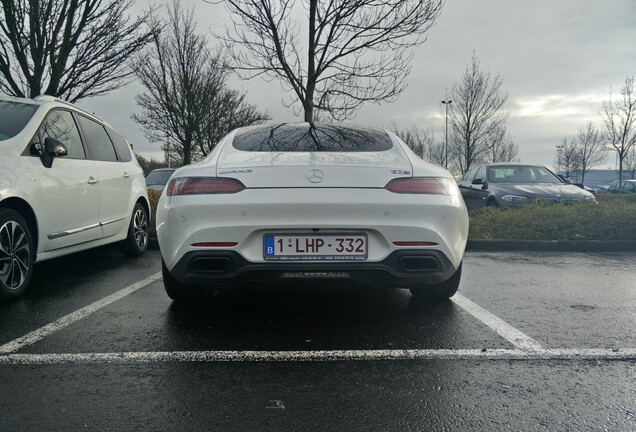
[0,95,150,299]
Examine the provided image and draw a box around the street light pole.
[163,132,171,168]
[555,144,563,176]
[162,144,170,168]
[441,99,452,169]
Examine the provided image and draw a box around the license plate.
[264,233,368,261]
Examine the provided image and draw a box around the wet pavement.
[1,247,635,431]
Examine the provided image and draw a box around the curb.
[467,239,636,252]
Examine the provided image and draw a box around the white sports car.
[156,123,468,301]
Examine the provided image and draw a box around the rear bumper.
[157,188,469,271]
[168,249,457,289]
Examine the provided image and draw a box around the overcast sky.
[77,0,636,170]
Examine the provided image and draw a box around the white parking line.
[0,348,635,364]
[0,272,162,355]
[1,278,631,366]
[452,294,543,351]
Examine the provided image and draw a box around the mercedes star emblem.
[306,169,325,183]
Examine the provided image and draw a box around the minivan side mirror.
[41,137,68,168]
[45,137,68,156]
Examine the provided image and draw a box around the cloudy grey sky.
[77,0,636,169]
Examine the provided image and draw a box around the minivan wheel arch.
[0,197,39,254]
[137,197,150,219]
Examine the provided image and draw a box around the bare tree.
[599,77,636,192]
[132,1,269,165]
[0,0,156,102]
[624,146,636,179]
[427,139,446,167]
[214,0,443,122]
[388,121,447,166]
[573,121,607,184]
[485,124,519,163]
[136,154,168,173]
[447,54,510,175]
[388,121,433,160]
[554,137,578,179]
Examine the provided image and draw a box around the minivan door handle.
[123,172,130,179]
[87,176,98,185]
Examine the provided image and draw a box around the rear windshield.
[0,100,39,141]
[232,123,393,152]
[488,165,562,184]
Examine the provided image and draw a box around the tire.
[162,259,197,301]
[0,208,35,300]
[410,262,462,301]
[121,202,149,256]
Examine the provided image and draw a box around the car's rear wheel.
[410,262,462,301]
[121,202,148,256]
[162,259,199,301]
[0,209,35,300]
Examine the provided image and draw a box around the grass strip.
[468,195,636,241]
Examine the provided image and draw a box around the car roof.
[0,94,41,106]
[0,94,115,130]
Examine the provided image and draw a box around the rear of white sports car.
[156,123,468,301]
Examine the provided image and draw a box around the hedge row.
[468,195,636,241]
[147,188,162,239]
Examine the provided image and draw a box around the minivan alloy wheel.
[0,220,31,290]
[133,207,148,250]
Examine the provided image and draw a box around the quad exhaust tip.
[190,257,232,273]
[399,256,440,273]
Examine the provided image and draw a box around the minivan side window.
[106,127,132,162]
[30,110,86,159]
[77,115,118,162]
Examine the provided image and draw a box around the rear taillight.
[167,177,246,196]
[385,178,454,194]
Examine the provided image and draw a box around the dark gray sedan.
[604,179,636,194]
[457,163,595,210]
[145,168,175,190]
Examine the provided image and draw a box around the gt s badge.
[391,169,411,175]
[219,169,253,174]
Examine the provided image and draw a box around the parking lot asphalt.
[1,247,635,431]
